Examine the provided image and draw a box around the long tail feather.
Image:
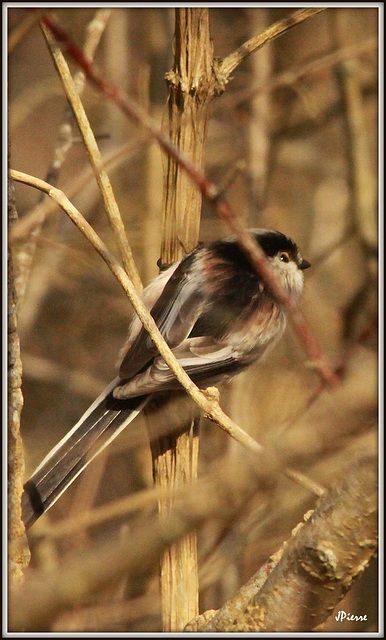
[22,379,149,529]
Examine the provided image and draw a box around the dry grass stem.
[33,485,160,540]
[21,353,108,399]
[41,21,142,291]
[13,11,112,305]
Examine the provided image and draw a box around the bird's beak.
[299,258,311,270]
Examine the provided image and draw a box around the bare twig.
[8,9,46,52]
[83,9,112,61]
[43,9,111,187]
[21,353,107,399]
[9,448,376,632]
[219,37,377,113]
[32,342,378,545]
[9,135,151,244]
[33,485,160,541]
[13,9,112,318]
[332,13,377,253]
[247,8,272,210]
[40,20,142,292]
[219,8,325,78]
[48,9,112,178]
[51,592,160,632]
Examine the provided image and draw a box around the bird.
[22,229,310,529]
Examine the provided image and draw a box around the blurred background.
[8,6,378,632]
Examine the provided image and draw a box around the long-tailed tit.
[22,229,310,528]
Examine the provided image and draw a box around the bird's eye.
[279,251,290,263]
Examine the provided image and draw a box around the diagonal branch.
[40,20,142,291]
[218,37,377,112]
[8,135,151,244]
[14,9,113,315]
[199,456,378,632]
[12,12,340,388]
[219,8,325,78]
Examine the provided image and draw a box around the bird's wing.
[114,336,250,398]
[119,249,206,379]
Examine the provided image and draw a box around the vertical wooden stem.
[161,8,216,264]
[8,175,30,587]
[146,397,200,632]
[147,8,218,631]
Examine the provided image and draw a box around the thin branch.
[40,372,376,546]
[9,135,151,244]
[9,448,376,632]
[332,13,378,254]
[219,36,377,113]
[26,414,333,543]
[40,20,142,292]
[33,485,160,541]
[33,13,340,388]
[8,9,46,52]
[14,10,112,309]
[219,8,325,78]
[44,8,111,184]
[51,592,160,632]
[83,8,112,61]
